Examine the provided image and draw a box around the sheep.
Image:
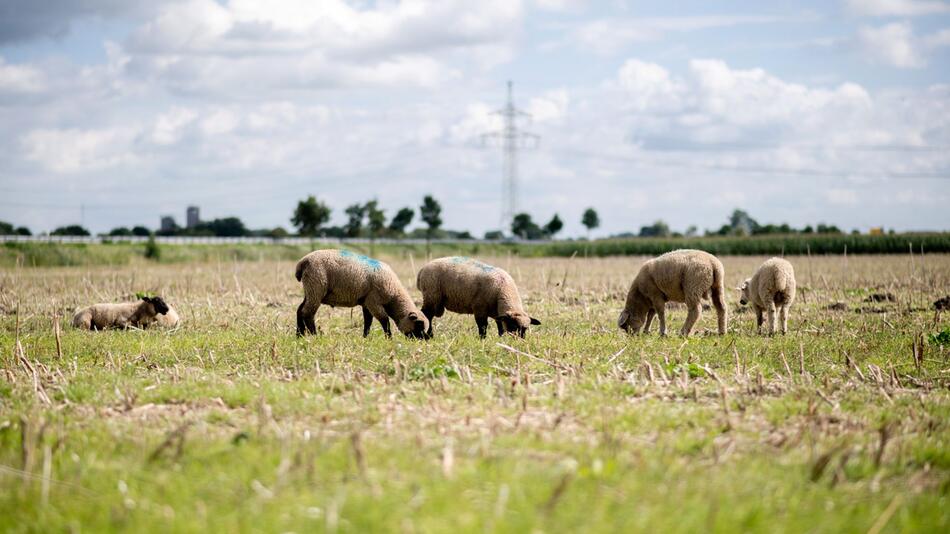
[154,305,181,328]
[295,249,429,339]
[416,256,541,338]
[617,249,727,337]
[72,296,171,330]
[739,257,796,335]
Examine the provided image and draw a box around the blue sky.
[1,0,948,236]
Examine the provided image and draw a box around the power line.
[480,81,539,230]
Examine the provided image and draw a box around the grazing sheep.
[295,249,429,339]
[72,296,171,330]
[416,256,541,338]
[154,305,181,328]
[739,257,796,335]
[618,249,727,337]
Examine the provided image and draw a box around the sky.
[0,0,948,237]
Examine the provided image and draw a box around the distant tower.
[481,81,539,231]
[160,216,177,233]
[186,206,200,229]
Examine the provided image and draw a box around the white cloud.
[857,22,925,68]
[22,127,138,173]
[569,15,782,55]
[826,188,859,205]
[0,57,45,94]
[527,89,570,122]
[845,0,950,17]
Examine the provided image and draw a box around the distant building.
[186,206,200,229]
[160,216,177,232]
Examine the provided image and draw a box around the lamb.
[295,249,429,339]
[617,249,727,337]
[416,256,540,338]
[72,295,171,330]
[739,257,796,335]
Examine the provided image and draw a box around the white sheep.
[295,249,429,338]
[618,249,727,337]
[739,257,796,335]
[72,296,171,330]
[416,256,540,338]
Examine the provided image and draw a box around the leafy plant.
[929,328,950,346]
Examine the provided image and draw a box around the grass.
[1,253,949,532]
[5,232,950,268]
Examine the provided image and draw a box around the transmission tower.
[481,81,539,231]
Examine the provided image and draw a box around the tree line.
[0,205,884,241]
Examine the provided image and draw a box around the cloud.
[527,89,569,122]
[0,57,46,95]
[22,127,138,173]
[0,0,171,45]
[568,15,783,55]
[857,22,925,68]
[826,188,860,205]
[844,0,950,17]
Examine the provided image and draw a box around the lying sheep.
[417,256,540,338]
[295,249,429,339]
[72,295,171,330]
[618,249,727,337]
[739,257,796,335]
[154,305,181,328]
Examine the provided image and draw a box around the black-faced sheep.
[72,296,171,330]
[739,257,796,335]
[618,249,727,337]
[295,249,429,339]
[416,256,540,338]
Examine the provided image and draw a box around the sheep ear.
[617,311,630,328]
[529,317,541,326]
[141,296,151,302]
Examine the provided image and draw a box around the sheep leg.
[766,302,777,336]
[362,306,374,338]
[711,285,727,335]
[643,309,656,334]
[681,299,702,337]
[475,316,489,338]
[379,316,392,338]
[296,297,319,336]
[755,306,764,334]
[495,319,505,337]
[779,305,789,334]
[421,303,440,338]
[653,301,667,336]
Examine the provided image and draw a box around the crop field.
[1,253,949,532]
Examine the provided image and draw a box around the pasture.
[1,253,949,532]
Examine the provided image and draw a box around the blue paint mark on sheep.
[450,256,495,273]
[340,249,382,271]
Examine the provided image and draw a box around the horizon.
[1,0,949,236]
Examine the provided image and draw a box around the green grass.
[5,232,950,268]
[1,255,948,532]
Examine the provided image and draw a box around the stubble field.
[1,252,949,532]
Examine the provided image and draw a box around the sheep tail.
[711,263,726,309]
[295,259,307,282]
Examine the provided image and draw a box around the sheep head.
[738,279,752,306]
[142,295,170,315]
[398,311,430,340]
[500,311,541,338]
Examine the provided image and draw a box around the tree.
[388,207,414,235]
[131,226,151,237]
[344,203,366,238]
[51,225,90,236]
[108,227,133,236]
[419,195,442,256]
[684,225,698,237]
[292,195,332,236]
[484,230,504,240]
[581,208,600,239]
[638,220,671,238]
[0,221,14,235]
[544,214,563,238]
[365,200,386,254]
[727,209,759,236]
[199,217,248,237]
[511,213,544,240]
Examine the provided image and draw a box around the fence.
[0,235,540,246]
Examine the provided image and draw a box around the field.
[1,253,949,532]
